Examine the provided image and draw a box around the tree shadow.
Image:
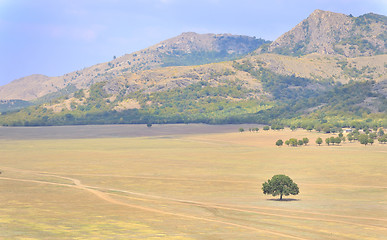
[267,198,300,202]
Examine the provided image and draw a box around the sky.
[0,0,386,87]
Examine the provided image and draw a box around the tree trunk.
[280,193,283,200]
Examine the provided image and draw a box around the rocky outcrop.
[259,10,387,57]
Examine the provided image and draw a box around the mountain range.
[0,33,268,101]
[1,9,386,129]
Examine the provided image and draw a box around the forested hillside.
[1,60,385,129]
[0,10,386,130]
[0,33,268,101]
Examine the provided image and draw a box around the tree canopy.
[276,139,283,146]
[262,174,299,200]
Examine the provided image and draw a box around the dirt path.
[2,166,386,224]
[0,175,309,240]
[31,171,387,189]
[43,169,387,190]
[2,173,386,232]
[2,173,386,240]
[89,184,387,230]
[4,166,386,189]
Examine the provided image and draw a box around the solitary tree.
[302,137,309,145]
[276,139,283,147]
[289,138,298,147]
[316,137,323,146]
[334,137,341,145]
[239,128,245,133]
[330,136,336,145]
[358,134,369,146]
[262,175,299,200]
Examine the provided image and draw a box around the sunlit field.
[0,125,386,239]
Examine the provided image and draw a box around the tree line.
[276,138,309,147]
[275,128,386,146]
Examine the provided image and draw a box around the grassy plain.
[0,126,386,239]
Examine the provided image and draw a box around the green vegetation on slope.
[161,37,270,67]
[0,100,32,112]
[1,63,386,129]
[161,50,244,67]
[0,79,271,126]
[129,80,271,123]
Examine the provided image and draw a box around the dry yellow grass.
[252,53,387,83]
[0,126,386,239]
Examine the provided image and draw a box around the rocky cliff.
[259,10,387,57]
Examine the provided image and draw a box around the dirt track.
[0,173,308,240]
[1,166,387,239]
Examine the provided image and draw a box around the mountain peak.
[307,9,350,22]
[309,9,341,17]
[260,9,386,57]
[310,9,328,16]
[180,32,200,36]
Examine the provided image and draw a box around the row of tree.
[276,128,386,147]
[320,136,343,146]
[239,127,260,132]
[276,138,309,147]
[347,128,387,145]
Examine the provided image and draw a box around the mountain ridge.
[2,9,386,101]
[257,9,387,57]
[1,9,386,128]
[0,32,267,101]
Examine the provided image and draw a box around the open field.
[0,124,259,140]
[0,125,386,239]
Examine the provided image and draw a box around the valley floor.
[0,125,386,239]
[0,124,259,140]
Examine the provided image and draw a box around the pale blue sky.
[0,0,386,87]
